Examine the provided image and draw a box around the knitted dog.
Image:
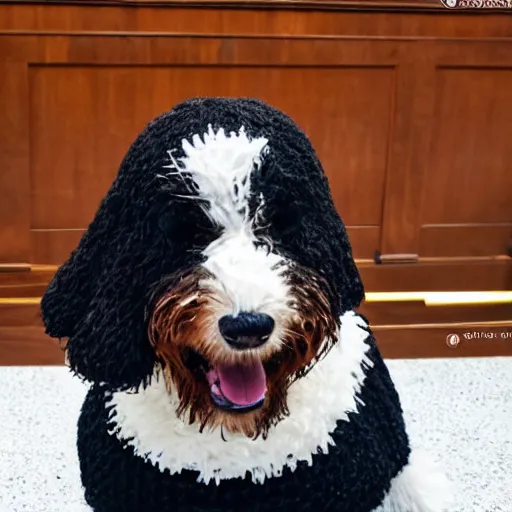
[41,98,451,512]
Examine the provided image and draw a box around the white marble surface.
[0,357,511,512]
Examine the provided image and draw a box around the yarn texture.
[41,98,447,512]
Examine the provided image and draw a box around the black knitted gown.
[41,98,443,512]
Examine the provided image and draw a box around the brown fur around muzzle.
[147,264,339,439]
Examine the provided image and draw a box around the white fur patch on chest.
[106,312,373,485]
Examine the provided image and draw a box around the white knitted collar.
[106,311,373,485]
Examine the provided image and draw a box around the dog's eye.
[271,209,301,237]
[157,209,176,238]
[157,209,221,249]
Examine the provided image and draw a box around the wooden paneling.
[375,323,512,358]
[359,258,512,291]
[1,298,510,365]
[360,300,512,326]
[425,66,512,222]
[1,3,511,38]
[420,224,512,257]
[0,266,56,286]
[421,67,512,253]
[3,322,509,365]
[0,0,447,10]
[0,302,42,327]
[312,66,393,226]
[0,327,65,365]
[346,227,380,259]
[28,64,394,240]
[0,61,30,266]
[30,229,84,264]
[1,259,510,298]
[0,2,511,292]
[0,283,47,298]
[378,41,437,260]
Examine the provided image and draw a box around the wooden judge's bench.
[0,0,511,363]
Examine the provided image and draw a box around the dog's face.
[147,126,339,438]
[41,98,364,437]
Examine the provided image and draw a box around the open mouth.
[205,360,267,413]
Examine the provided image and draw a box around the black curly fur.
[40,98,412,512]
[78,338,410,512]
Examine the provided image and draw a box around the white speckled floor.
[0,357,511,512]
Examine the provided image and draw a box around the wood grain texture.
[415,61,512,260]
[2,324,510,365]
[0,258,510,298]
[1,4,511,37]
[0,283,48,298]
[419,224,512,257]
[0,303,42,327]
[3,298,511,330]
[359,300,512,325]
[29,226,378,264]
[0,0,446,11]
[0,327,65,365]
[380,42,512,262]
[376,323,512,358]
[359,258,512,291]
[28,63,394,232]
[0,267,55,287]
[378,41,437,260]
[3,35,403,64]
[423,67,512,225]
[0,5,511,290]
[1,301,510,364]
[0,264,31,273]
[346,227,380,259]
[30,229,84,265]
[0,61,30,265]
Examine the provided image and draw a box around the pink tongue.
[217,361,266,406]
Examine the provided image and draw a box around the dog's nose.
[218,312,275,350]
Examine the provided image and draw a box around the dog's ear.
[41,113,188,390]
[333,213,365,313]
[40,101,220,390]
[259,131,365,317]
[41,181,173,389]
[295,204,365,316]
[41,187,123,341]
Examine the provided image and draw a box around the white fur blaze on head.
[164,125,293,353]
[374,449,454,512]
[200,231,292,356]
[166,124,269,230]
